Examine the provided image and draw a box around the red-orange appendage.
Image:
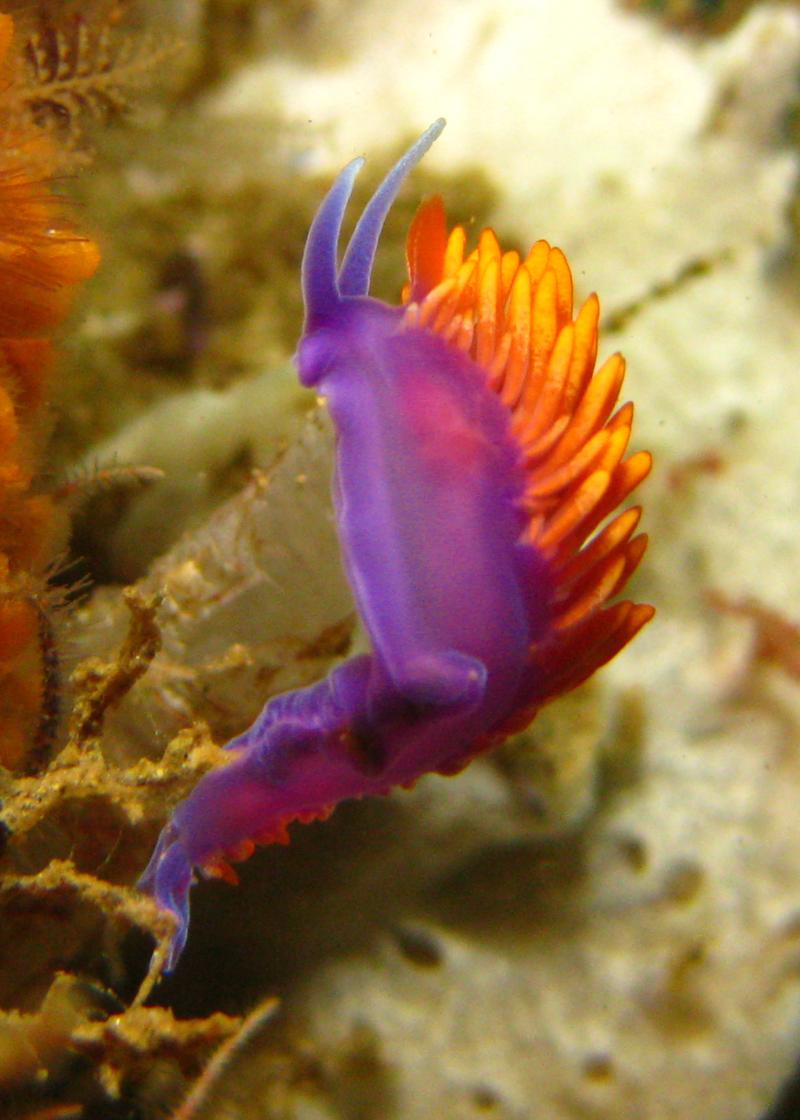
[0,12,100,771]
[403,196,653,724]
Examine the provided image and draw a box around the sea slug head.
[296,119,446,388]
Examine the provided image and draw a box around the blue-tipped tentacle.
[138,822,193,971]
[338,118,446,298]
[301,155,365,327]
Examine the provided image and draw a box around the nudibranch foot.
[138,646,492,969]
[139,119,653,972]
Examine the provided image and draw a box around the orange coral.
[0,11,99,772]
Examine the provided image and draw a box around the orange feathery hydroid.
[403,195,653,732]
[0,11,99,771]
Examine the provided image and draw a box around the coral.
[0,10,99,773]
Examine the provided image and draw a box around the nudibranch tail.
[140,120,653,972]
[138,821,193,969]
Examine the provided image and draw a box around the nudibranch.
[140,119,653,969]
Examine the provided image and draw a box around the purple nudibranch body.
[139,120,653,970]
